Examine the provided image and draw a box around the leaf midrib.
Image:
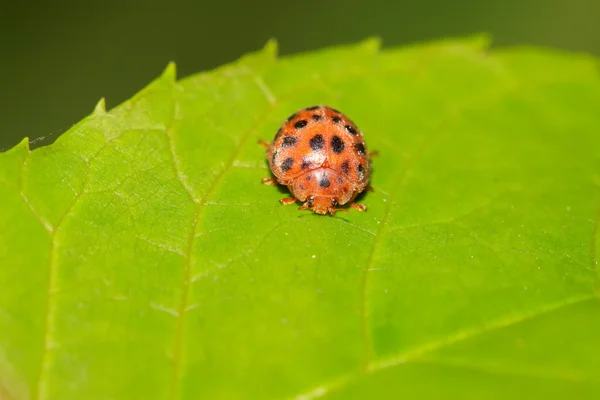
[165,71,285,399]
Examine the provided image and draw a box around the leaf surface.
[1,37,600,399]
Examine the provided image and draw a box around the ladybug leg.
[262,177,277,185]
[280,197,297,205]
[368,150,380,158]
[298,202,310,211]
[329,207,349,216]
[367,185,375,192]
[350,202,367,212]
[257,139,270,148]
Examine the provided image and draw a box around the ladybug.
[260,105,373,216]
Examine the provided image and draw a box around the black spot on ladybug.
[282,136,297,148]
[306,174,312,181]
[337,177,343,184]
[319,174,331,188]
[311,114,322,121]
[331,136,345,154]
[274,128,283,140]
[281,157,294,172]
[331,116,342,124]
[341,160,350,174]
[345,125,358,136]
[332,199,338,207]
[301,159,311,169]
[306,105,320,111]
[309,134,324,151]
[354,143,366,155]
[286,113,297,122]
[294,120,308,129]
[357,164,365,180]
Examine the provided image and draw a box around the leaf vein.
[369,294,597,372]
[413,358,599,384]
[166,71,282,399]
[28,127,118,400]
[358,108,454,371]
[293,295,597,400]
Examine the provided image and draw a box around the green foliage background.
[1,35,600,399]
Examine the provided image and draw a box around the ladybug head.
[304,195,347,216]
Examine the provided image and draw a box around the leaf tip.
[19,136,30,151]
[468,32,493,51]
[7,136,31,154]
[93,97,107,115]
[236,39,278,72]
[262,38,279,59]
[161,62,177,82]
[360,36,382,53]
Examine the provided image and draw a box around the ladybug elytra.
[260,105,373,216]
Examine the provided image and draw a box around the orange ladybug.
[260,105,372,216]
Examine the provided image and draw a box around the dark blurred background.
[1,0,599,150]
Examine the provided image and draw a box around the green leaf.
[2,36,600,399]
